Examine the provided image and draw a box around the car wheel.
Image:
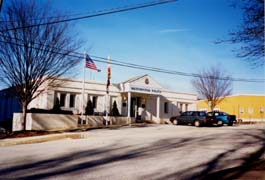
[228,122,233,126]
[194,120,201,127]
[172,119,178,125]
[217,120,223,126]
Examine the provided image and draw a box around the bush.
[52,97,61,113]
[111,100,120,116]
[0,119,12,133]
[85,99,94,115]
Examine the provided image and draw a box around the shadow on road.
[0,128,264,180]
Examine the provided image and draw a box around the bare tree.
[0,0,81,130]
[219,0,264,66]
[192,66,233,111]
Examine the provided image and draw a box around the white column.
[156,95,160,118]
[65,93,70,108]
[127,92,131,118]
[85,94,89,108]
[182,104,186,112]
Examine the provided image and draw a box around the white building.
[28,74,197,124]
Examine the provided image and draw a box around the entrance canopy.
[119,74,162,95]
[119,75,163,119]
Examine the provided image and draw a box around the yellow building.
[197,95,265,121]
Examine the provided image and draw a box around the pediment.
[122,74,163,89]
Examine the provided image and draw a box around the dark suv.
[170,111,209,127]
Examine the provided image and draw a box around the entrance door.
[130,97,136,117]
[130,97,141,117]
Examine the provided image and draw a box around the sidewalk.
[0,132,90,146]
[0,124,138,146]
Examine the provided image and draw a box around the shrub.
[111,100,120,116]
[0,119,12,133]
[52,97,61,113]
[85,99,94,115]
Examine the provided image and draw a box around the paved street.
[0,124,265,180]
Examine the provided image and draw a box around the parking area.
[0,124,265,180]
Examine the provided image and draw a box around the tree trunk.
[208,100,214,111]
[211,104,214,111]
[22,101,28,131]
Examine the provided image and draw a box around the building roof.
[121,74,148,84]
[197,94,265,102]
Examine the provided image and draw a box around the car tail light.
[205,117,211,121]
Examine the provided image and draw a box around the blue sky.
[4,0,265,94]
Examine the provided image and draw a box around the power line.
[0,38,264,83]
[0,0,175,23]
[0,37,264,83]
[91,56,265,82]
[0,0,177,32]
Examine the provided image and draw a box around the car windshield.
[181,112,187,116]
[207,112,230,116]
[199,112,206,116]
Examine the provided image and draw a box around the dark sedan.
[170,111,210,127]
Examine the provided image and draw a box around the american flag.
[85,54,101,72]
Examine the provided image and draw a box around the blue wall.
[0,89,21,121]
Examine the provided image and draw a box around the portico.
[120,75,166,123]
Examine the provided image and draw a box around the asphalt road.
[0,124,265,180]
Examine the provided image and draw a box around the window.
[92,96,97,108]
[187,111,193,116]
[70,94,75,108]
[248,107,253,114]
[60,93,66,107]
[181,112,188,116]
[164,102,168,113]
[239,107,244,114]
[199,112,207,116]
[179,103,183,110]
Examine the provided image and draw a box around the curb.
[0,124,146,147]
[0,132,89,147]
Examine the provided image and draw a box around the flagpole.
[105,55,110,127]
[81,52,86,121]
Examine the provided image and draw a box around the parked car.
[170,111,210,127]
[207,111,237,126]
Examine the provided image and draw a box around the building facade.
[0,74,197,123]
[0,88,21,121]
[197,95,265,121]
